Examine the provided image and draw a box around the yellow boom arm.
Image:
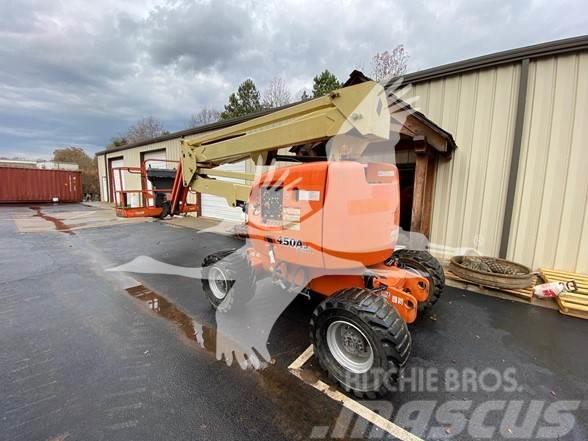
[180,81,390,207]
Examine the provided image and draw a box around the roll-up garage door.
[201,161,247,222]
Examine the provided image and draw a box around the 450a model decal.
[276,237,310,252]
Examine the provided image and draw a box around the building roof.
[95,103,300,156]
[95,78,457,157]
[388,34,588,87]
[344,70,457,155]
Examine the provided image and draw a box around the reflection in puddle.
[126,284,273,370]
[126,285,217,354]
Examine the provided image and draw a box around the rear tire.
[391,249,445,311]
[310,288,411,397]
[202,250,256,312]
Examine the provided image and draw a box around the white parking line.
[288,345,423,441]
[288,345,314,370]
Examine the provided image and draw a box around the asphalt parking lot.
[1,204,587,441]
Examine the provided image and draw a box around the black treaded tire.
[159,201,170,219]
[201,249,256,312]
[310,288,411,398]
[391,249,445,312]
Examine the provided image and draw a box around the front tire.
[310,288,411,397]
[202,250,256,312]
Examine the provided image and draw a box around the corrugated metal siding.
[403,63,520,259]
[405,51,588,272]
[508,52,588,272]
[0,168,82,203]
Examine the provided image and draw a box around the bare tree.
[188,108,221,128]
[263,77,291,108]
[126,116,166,144]
[371,45,409,82]
[53,147,99,195]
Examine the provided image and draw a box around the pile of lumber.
[541,268,588,320]
[445,261,588,320]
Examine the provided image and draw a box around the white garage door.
[201,161,247,222]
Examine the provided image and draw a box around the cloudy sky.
[1,0,586,159]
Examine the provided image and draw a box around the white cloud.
[0,0,586,157]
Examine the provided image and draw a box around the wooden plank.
[560,301,588,312]
[561,299,588,310]
[556,296,567,312]
[540,268,588,280]
[401,114,449,154]
[560,309,588,320]
[542,277,588,289]
[540,271,588,293]
[541,267,588,319]
[410,139,436,238]
[422,154,436,238]
[559,292,588,303]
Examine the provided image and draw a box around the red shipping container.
[0,167,82,203]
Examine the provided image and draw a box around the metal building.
[395,35,588,273]
[96,35,588,273]
[96,117,275,223]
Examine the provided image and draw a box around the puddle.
[125,284,267,368]
[124,284,331,382]
[125,284,272,369]
[125,285,217,353]
[30,206,76,235]
[123,284,355,438]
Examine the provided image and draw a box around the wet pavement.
[1,204,587,440]
[0,206,345,441]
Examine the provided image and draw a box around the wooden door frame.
[409,136,437,238]
[107,156,124,203]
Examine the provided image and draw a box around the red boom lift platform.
[111,159,198,218]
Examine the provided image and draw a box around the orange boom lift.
[180,81,445,396]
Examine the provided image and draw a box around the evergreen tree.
[220,79,263,120]
[311,70,341,98]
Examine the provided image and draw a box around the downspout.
[499,58,530,258]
